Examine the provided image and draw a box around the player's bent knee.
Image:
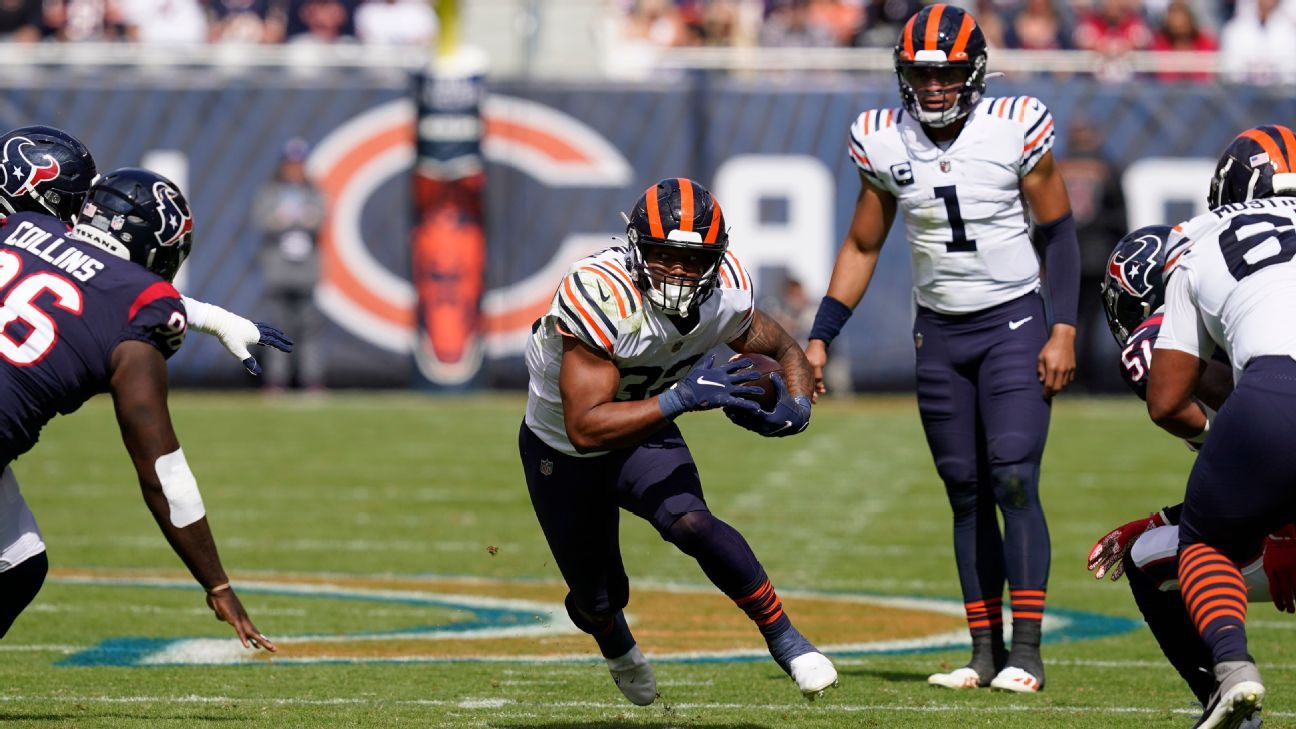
[989,462,1040,511]
[564,590,625,634]
[663,510,717,554]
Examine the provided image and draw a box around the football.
[729,353,781,410]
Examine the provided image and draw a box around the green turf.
[1,392,1290,727]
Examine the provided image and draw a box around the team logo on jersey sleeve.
[0,136,61,197]
[152,181,193,247]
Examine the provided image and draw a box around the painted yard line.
[838,656,1296,671]
[0,644,84,653]
[0,694,1288,717]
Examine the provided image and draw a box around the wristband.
[206,582,231,595]
[809,296,853,345]
[658,387,686,420]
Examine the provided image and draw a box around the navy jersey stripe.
[571,271,618,334]
[558,298,600,348]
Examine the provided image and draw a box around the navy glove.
[241,322,295,376]
[658,354,764,419]
[724,373,811,437]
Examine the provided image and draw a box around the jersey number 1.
[0,250,83,366]
[935,186,976,252]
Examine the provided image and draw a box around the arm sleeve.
[1020,97,1056,176]
[1154,268,1213,361]
[1038,212,1080,327]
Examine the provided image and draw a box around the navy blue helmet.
[894,4,988,128]
[73,168,193,282]
[1101,225,1172,346]
[1209,125,1296,208]
[0,125,96,222]
[624,177,728,315]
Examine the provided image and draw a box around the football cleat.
[606,644,657,706]
[789,651,839,699]
[989,666,1043,693]
[1194,661,1265,729]
[928,666,986,689]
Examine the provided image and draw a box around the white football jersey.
[524,246,755,457]
[1156,197,1296,380]
[848,96,1056,314]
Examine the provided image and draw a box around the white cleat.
[607,645,657,706]
[1195,683,1265,729]
[928,667,985,689]
[789,651,838,700]
[989,666,1043,693]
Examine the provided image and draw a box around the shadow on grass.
[839,665,932,684]
[494,724,773,729]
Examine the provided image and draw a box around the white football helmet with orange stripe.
[624,178,729,316]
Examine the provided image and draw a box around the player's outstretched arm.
[729,308,812,400]
[559,334,759,453]
[182,296,294,376]
[108,340,276,652]
[806,175,896,400]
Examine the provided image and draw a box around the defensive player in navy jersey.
[0,168,275,653]
[805,4,1080,692]
[520,178,836,705]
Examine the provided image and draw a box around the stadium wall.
[2,71,1286,388]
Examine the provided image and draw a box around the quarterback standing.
[519,178,836,706]
[805,4,1079,692]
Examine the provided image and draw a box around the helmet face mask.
[1100,225,1171,347]
[894,5,988,129]
[624,178,729,316]
[72,168,193,282]
[0,125,96,223]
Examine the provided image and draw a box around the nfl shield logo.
[539,459,553,476]
[939,159,952,173]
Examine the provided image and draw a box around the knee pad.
[989,462,1039,511]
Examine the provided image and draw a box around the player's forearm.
[1147,396,1208,439]
[1039,212,1080,327]
[824,239,880,311]
[564,401,669,453]
[138,484,230,591]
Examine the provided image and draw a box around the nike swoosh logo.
[768,420,795,435]
[596,283,611,303]
[696,377,725,387]
[1008,316,1033,330]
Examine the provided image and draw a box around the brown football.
[729,352,781,410]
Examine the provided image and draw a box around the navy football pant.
[520,422,790,657]
[914,293,1052,634]
[0,550,47,638]
[1179,356,1296,665]
[1123,548,1215,705]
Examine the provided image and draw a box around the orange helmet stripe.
[901,15,916,60]
[1241,128,1288,173]
[704,199,724,244]
[924,4,945,51]
[644,183,665,238]
[1276,125,1296,173]
[677,177,695,232]
[949,12,975,59]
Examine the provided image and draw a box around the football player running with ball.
[0,168,275,652]
[805,5,1080,693]
[518,178,836,706]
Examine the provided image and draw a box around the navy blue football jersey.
[0,212,186,462]
[1119,314,1161,401]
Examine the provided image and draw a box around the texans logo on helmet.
[151,181,192,247]
[1109,231,1163,296]
[0,136,61,198]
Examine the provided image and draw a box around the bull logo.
[152,181,192,247]
[0,136,61,198]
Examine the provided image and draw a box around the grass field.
[2,392,1293,727]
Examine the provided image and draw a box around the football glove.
[1087,510,1169,581]
[724,373,811,437]
[658,354,763,419]
[183,296,295,375]
[1264,525,1296,613]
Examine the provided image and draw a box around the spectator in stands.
[0,0,41,41]
[254,138,327,392]
[1053,116,1128,391]
[120,0,207,44]
[286,0,354,43]
[42,0,125,41]
[851,0,922,47]
[808,0,863,46]
[209,0,287,43]
[975,0,1010,48]
[354,0,436,45]
[1006,0,1072,49]
[1073,0,1152,79]
[760,0,837,47]
[1219,0,1296,84]
[1150,0,1217,82]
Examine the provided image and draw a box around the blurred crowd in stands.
[0,0,436,45]
[608,0,1296,82]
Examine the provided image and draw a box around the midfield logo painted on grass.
[50,569,1138,667]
